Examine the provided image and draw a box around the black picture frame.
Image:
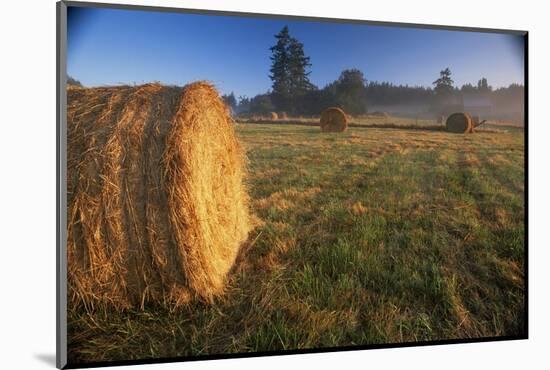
[56,1,528,368]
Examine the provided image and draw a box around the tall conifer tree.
[269,26,315,112]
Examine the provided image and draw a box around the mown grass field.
[68,123,525,364]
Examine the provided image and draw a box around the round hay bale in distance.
[446,112,473,133]
[279,111,288,120]
[67,82,251,309]
[320,107,348,132]
[269,111,279,120]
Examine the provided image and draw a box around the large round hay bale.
[320,107,348,132]
[446,112,473,133]
[269,111,278,120]
[67,82,251,309]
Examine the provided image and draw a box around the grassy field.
[68,123,525,364]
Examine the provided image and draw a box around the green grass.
[68,123,525,364]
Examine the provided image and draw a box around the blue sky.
[67,6,525,98]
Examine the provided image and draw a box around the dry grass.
[350,201,369,216]
[67,82,251,310]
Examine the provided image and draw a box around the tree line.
[223,26,524,117]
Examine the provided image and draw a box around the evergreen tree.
[461,83,477,93]
[222,92,237,112]
[432,68,457,114]
[288,38,315,91]
[236,96,250,114]
[67,75,82,87]
[269,26,315,113]
[269,26,292,111]
[477,77,491,92]
[433,68,454,95]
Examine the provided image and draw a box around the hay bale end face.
[320,107,348,132]
[446,112,473,133]
[67,82,251,309]
[270,111,279,120]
